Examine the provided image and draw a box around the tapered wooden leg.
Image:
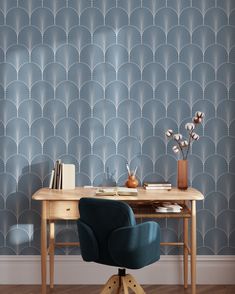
[184,218,189,289]
[122,274,145,294]
[122,276,129,294]
[49,221,55,289]
[100,275,120,294]
[191,200,197,294]
[41,201,47,294]
[117,285,122,294]
[100,273,145,294]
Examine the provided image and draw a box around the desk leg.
[41,201,47,294]
[191,200,196,294]
[49,221,55,289]
[184,218,188,289]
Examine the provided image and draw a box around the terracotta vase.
[177,160,188,190]
[125,175,138,188]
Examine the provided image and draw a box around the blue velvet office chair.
[77,197,161,294]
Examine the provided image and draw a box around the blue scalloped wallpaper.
[0,0,235,255]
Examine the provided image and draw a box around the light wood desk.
[32,187,204,294]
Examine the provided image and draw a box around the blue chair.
[77,197,161,294]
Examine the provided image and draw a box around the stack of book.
[49,160,75,190]
[155,202,183,213]
[143,182,172,190]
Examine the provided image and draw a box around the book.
[49,169,55,189]
[61,164,75,189]
[50,162,75,190]
[144,182,171,187]
[58,163,62,189]
[156,207,181,213]
[155,203,182,213]
[96,188,116,196]
[53,160,59,189]
[96,187,138,196]
[56,160,62,189]
[144,186,171,190]
[117,187,138,196]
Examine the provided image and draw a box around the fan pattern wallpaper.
[0,0,235,255]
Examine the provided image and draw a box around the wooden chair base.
[101,273,146,294]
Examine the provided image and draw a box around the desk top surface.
[32,187,204,201]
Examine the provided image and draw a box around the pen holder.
[125,174,138,188]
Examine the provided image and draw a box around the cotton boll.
[185,123,195,131]
[172,145,180,153]
[193,116,202,124]
[191,132,199,140]
[165,129,173,137]
[195,111,204,118]
[180,140,188,147]
[173,133,182,141]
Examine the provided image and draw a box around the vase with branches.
[165,111,204,189]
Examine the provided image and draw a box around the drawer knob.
[66,208,71,211]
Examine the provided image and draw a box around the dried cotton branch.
[165,111,204,160]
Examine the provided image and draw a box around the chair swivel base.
[100,268,146,294]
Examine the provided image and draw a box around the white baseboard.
[0,255,234,285]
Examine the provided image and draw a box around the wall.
[0,0,235,255]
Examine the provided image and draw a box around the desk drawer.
[49,201,79,220]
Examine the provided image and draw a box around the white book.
[96,187,138,196]
[117,187,138,196]
[144,182,171,187]
[144,186,171,190]
[155,203,183,213]
[49,169,55,189]
[62,164,75,190]
[96,188,116,196]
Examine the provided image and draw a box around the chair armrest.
[108,221,160,269]
[77,220,99,262]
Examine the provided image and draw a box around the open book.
[96,187,138,196]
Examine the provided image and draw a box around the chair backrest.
[77,197,136,266]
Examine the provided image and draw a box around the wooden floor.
[0,285,234,294]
